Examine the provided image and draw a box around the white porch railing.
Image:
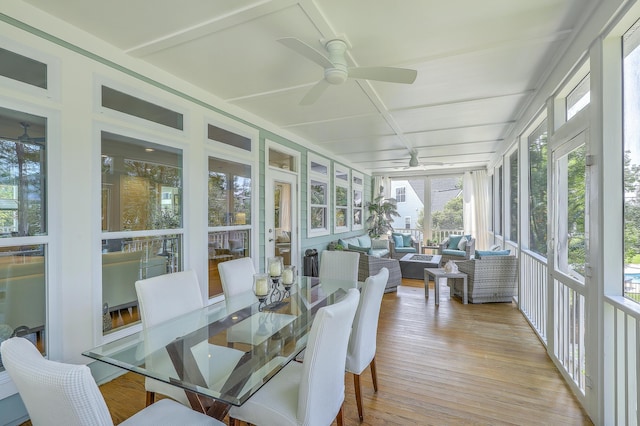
[520,251,548,343]
[604,298,639,424]
[396,228,464,245]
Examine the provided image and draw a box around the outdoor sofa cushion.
[340,236,389,258]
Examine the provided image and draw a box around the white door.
[550,129,591,413]
[265,169,298,271]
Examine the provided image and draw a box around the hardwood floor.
[27,278,593,425]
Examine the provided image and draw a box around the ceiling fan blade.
[348,66,417,84]
[300,80,330,106]
[277,38,334,69]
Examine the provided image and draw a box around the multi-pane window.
[0,107,48,367]
[334,165,349,232]
[396,186,406,203]
[528,119,548,256]
[208,157,252,298]
[352,171,363,230]
[101,132,183,334]
[308,154,330,237]
[623,20,640,302]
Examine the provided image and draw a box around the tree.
[365,195,400,238]
[432,195,463,230]
[624,150,640,264]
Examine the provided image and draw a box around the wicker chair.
[449,256,518,303]
[438,236,475,265]
[355,252,401,293]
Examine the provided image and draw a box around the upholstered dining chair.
[228,288,360,426]
[346,267,389,421]
[319,250,359,282]
[135,270,244,408]
[135,269,203,406]
[218,257,263,347]
[1,337,223,426]
[218,257,255,298]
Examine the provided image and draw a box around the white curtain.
[373,176,391,199]
[463,170,490,250]
[280,183,291,231]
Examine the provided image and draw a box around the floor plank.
[21,278,593,425]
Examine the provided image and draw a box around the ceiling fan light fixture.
[409,152,419,167]
[324,68,348,84]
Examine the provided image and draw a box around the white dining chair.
[218,257,255,298]
[318,250,359,282]
[346,267,389,421]
[135,270,244,407]
[135,269,204,406]
[228,288,360,426]
[1,337,223,426]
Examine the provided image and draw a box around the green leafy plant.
[365,195,400,238]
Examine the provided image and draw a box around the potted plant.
[365,195,400,238]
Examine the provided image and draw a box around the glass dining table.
[83,276,359,420]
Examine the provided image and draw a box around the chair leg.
[353,373,364,421]
[370,356,378,392]
[145,390,155,406]
[336,402,344,426]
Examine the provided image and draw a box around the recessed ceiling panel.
[24,0,266,49]
[232,79,379,128]
[286,113,395,143]
[392,93,526,135]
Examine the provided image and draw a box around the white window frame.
[352,170,364,231]
[334,164,350,233]
[308,153,330,237]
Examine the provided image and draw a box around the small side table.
[424,268,468,305]
[422,245,440,255]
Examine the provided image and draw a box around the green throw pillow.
[401,234,413,247]
[392,234,403,248]
[448,235,463,249]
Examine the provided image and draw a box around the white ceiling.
[23,0,596,175]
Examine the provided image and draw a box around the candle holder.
[253,273,270,307]
[281,265,296,296]
[255,257,295,311]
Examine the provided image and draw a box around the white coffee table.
[424,268,468,305]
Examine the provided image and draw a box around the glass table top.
[83,276,358,407]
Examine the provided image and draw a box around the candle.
[269,260,282,277]
[255,277,269,297]
[282,268,294,285]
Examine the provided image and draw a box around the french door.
[265,169,298,271]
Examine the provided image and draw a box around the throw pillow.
[348,243,369,254]
[401,234,413,248]
[357,235,372,249]
[448,235,463,249]
[371,239,388,249]
[457,237,467,250]
[392,234,404,248]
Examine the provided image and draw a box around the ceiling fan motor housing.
[324,39,348,84]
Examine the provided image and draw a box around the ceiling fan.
[0,122,46,146]
[392,151,443,169]
[278,37,417,105]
